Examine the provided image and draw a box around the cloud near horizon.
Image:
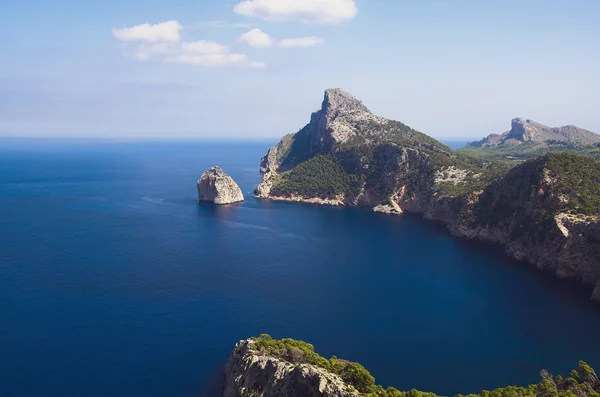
[113,22,265,68]
[238,28,325,48]
[112,21,182,43]
[233,0,357,24]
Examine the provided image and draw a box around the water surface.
[0,139,598,397]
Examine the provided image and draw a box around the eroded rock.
[197,166,244,205]
[223,339,360,397]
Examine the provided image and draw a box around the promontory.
[197,166,244,205]
[223,334,600,397]
[255,88,600,301]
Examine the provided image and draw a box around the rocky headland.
[255,89,600,301]
[198,166,244,205]
[224,337,361,397]
[223,335,600,397]
[468,118,600,148]
[460,119,600,161]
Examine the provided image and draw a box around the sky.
[1,0,599,140]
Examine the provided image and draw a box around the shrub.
[250,335,599,397]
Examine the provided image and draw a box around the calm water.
[0,140,598,397]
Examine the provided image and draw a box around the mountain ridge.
[468,118,600,148]
[255,89,600,302]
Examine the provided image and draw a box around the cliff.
[198,166,244,205]
[453,154,600,293]
[255,89,600,301]
[468,118,600,148]
[224,335,600,397]
[223,338,361,397]
[461,119,600,161]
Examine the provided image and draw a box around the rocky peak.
[206,166,223,176]
[322,88,371,115]
[307,89,384,150]
[507,118,542,142]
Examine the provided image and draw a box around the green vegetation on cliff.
[543,153,600,215]
[269,128,512,201]
[270,154,365,198]
[253,334,376,393]
[459,141,600,162]
[474,153,600,232]
[253,335,600,397]
[257,90,600,302]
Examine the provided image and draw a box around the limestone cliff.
[255,89,600,302]
[198,166,244,205]
[468,118,600,148]
[451,154,600,296]
[223,339,360,397]
[223,336,600,397]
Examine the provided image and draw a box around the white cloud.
[279,36,325,48]
[169,40,265,68]
[181,40,229,54]
[233,0,357,24]
[112,21,182,43]
[238,29,325,49]
[238,28,274,48]
[113,21,264,68]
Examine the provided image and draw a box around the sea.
[0,139,598,397]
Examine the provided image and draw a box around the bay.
[0,139,598,397]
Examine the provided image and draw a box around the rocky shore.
[254,89,600,302]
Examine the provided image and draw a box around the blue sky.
[1,0,599,139]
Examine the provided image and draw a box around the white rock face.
[223,339,360,397]
[197,166,244,205]
[257,88,387,175]
[313,88,386,147]
[254,171,274,198]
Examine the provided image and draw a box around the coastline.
[255,194,600,303]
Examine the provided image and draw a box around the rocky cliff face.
[255,89,600,302]
[450,154,600,295]
[469,118,600,148]
[197,166,244,205]
[223,336,600,397]
[223,339,360,397]
[258,89,386,174]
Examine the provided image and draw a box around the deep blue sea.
[1,139,599,397]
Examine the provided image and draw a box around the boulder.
[197,166,244,205]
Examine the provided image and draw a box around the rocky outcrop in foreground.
[224,339,359,397]
[255,89,600,302]
[197,166,244,205]
[224,335,600,397]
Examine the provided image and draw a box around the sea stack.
[197,166,244,205]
